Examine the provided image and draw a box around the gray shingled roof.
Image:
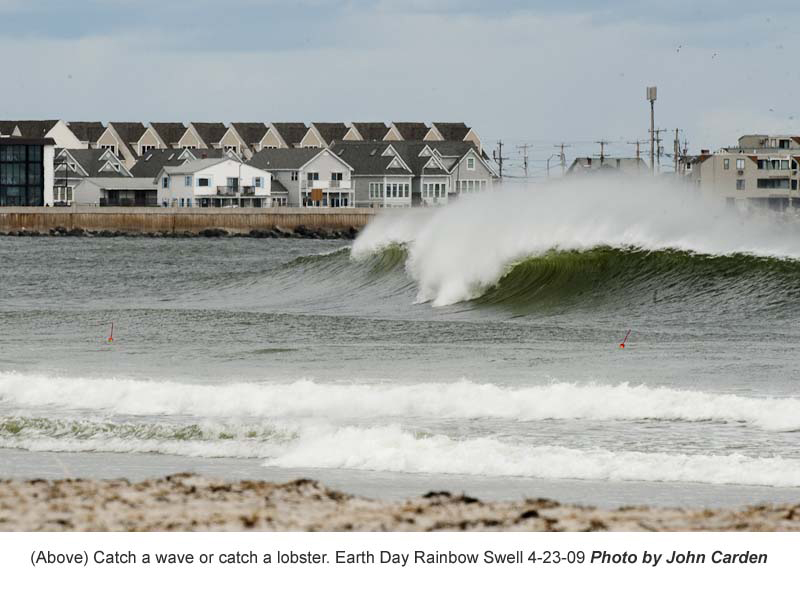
[231,122,268,145]
[191,122,227,145]
[333,143,411,176]
[432,122,469,142]
[163,158,231,175]
[0,121,17,135]
[129,148,228,178]
[55,149,129,178]
[312,123,348,145]
[387,142,450,176]
[68,121,106,143]
[2,120,59,138]
[271,123,308,147]
[248,147,324,170]
[109,122,147,155]
[271,178,288,194]
[150,122,187,145]
[392,122,430,141]
[349,122,390,141]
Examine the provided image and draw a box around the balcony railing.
[302,179,352,190]
[216,185,255,196]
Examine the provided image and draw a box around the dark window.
[198,177,210,187]
[757,178,790,189]
[0,144,44,206]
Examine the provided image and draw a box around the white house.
[155,158,272,208]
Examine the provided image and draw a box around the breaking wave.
[1,372,800,430]
[2,415,799,486]
[352,177,800,306]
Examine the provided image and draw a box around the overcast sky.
[2,0,796,175]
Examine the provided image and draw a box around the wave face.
[2,372,800,487]
[352,177,800,307]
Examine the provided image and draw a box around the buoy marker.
[619,329,631,349]
[107,322,114,343]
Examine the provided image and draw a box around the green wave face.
[470,247,800,314]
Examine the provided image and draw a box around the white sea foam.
[353,177,800,305]
[265,424,800,487]
[1,372,799,430]
[2,416,797,487]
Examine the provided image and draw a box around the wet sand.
[2,473,800,532]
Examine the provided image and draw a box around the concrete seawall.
[0,207,378,236]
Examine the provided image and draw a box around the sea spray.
[353,176,800,306]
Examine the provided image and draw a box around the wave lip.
[265,424,800,488]
[1,372,800,431]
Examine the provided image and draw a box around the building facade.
[0,138,54,206]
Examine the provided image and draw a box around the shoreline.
[1,473,799,531]
[0,226,358,239]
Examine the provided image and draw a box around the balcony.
[302,179,352,190]
[216,185,255,196]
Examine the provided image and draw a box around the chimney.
[700,149,710,155]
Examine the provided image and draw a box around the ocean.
[2,177,800,508]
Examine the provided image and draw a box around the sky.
[2,0,798,176]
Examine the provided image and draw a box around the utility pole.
[554,143,571,176]
[647,86,657,174]
[653,128,667,173]
[493,140,506,179]
[673,128,680,174]
[516,143,532,177]
[595,140,609,165]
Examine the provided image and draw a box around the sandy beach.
[1,473,799,532]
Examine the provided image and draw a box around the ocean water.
[2,177,800,507]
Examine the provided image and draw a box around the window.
[180,198,185,208]
[331,172,343,181]
[197,177,210,187]
[781,160,790,170]
[723,158,730,170]
[369,183,383,199]
[0,144,44,205]
[736,179,745,190]
[141,145,155,154]
[184,175,192,187]
[187,198,192,207]
[254,176,263,188]
[467,157,475,170]
[757,178,790,189]
[736,159,744,170]
[162,176,169,188]
[307,172,319,181]
[291,171,298,181]
[792,180,797,191]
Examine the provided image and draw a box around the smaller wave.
[1,372,800,431]
[265,424,800,487]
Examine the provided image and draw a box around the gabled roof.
[191,122,227,145]
[162,157,240,176]
[388,141,450,176]
[150,122,187,146]
[67,122,106,143]
[333,142,412,176]
[432,122,470,142]
[270,123,309,147]
[312,122,349,145]
[349,122,390,141]
[391,122,430,141]
[109,122,147,154]
[4,120,59,138]
[271,178,288,194]
[129,148,230,177]
[0,121,18,136]
[230,122,268,145]
[55,148,130,178]
[248,147,325,170]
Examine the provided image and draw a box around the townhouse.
[53,147,132,205]
[155,158,273,208]
[0,119,493,208]
[248,147,354,207]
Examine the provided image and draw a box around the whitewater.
[2,177,800,504]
